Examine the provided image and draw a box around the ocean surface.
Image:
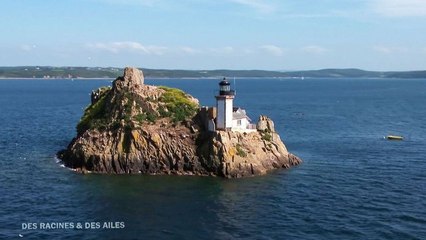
[0,78,425,239]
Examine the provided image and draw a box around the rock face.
[197,128,301,178]
[58,67,301,177]
[115,67,144,90]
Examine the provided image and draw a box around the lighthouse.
[215,78,235,130]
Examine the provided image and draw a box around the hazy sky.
[1,0,425,70]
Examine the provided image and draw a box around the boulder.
[113,67,144,91]
[257,115,275,132]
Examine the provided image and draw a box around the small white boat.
[386,135,403,140]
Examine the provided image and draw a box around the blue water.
[1,78,426,239]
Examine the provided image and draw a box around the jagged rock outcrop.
[257,115,275,132]
[197,128,301,178]
[58,67,301,177]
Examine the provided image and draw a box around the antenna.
[233,76,236,95]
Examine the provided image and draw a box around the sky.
[0,0,426,71]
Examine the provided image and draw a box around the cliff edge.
[58,67,301,177]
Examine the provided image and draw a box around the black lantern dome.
[219,78,234,96]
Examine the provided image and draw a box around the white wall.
[216,96,234,130]
[216,98,225,129]
[225,98,233,128]
[232,118,249,130]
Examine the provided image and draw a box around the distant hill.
[284,68,384,78]
[0,66,425,79]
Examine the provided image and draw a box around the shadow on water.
[59,171,296,239]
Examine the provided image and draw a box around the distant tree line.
[0,66,425,79]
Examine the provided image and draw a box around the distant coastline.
[1,66,426,79]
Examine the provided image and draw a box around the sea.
[0,78,425,239]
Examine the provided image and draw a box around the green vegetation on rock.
[134,112,158,124]
[75,83,200,135]
[261,132,272,142]
[236,144,248,158]
[77,87,111,134]
[158,86,198,123]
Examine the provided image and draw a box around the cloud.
[301,45,328,54]
[372,0,426,17]
[372,46,392,54]
[87,43,240,56]
[228,0,275,14]
[179,46,201,55]
[87,41,167,55]
[372,45,408,54]
[259,45,284,56]
[209,46,234,55]
[94,0,158,7]
[20,44,37,52]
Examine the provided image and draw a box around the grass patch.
[261,132,272,141]
[146,112,158,123]
[77,88,111,135]
[134,113,146,123]
[158,106,171,118]
[236,144,247,158]
[158,86,198,123]
[134,112,158,123]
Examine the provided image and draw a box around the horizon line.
[1,66,426,72]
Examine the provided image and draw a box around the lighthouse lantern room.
[215,78,235,130]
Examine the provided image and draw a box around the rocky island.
[58,67,301,178]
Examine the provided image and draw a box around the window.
[237,120,242,126]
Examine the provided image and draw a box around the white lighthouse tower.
[215,78,235,131]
